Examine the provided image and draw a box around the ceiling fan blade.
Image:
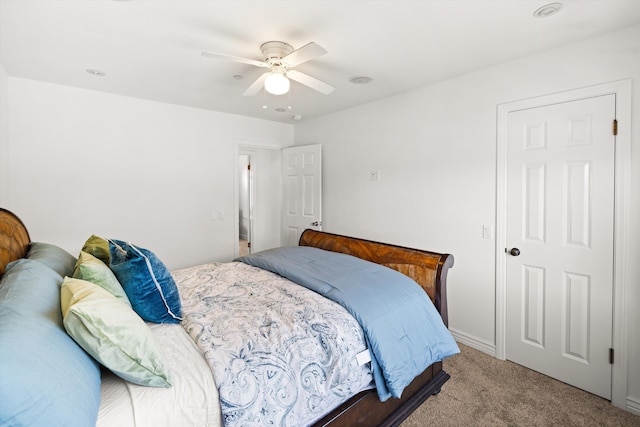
[282,42,327,67]
[287,70,334,95]
[243,73,269,96]
[201,51,268,68]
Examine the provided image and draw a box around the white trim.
[627,397,640,416]
[234,137,284,150]
[611,79,632,411]
[495,79,631,411]
[449,328,497,358]
[495,103,509,361]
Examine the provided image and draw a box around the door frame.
[238,153,252,250]
[495,80,631,410]
[233,139,284,258]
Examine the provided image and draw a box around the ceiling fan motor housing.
[261,41,294,66]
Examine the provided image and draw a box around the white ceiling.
[1,0,639,124]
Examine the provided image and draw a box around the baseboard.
[448,328,497,358]
[626,397,640,416]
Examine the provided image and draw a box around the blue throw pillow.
[108,239,182,323]
[0,259,101,427]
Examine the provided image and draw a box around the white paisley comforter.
[173,262,374,427]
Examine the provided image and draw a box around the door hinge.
[613,119,618,136]
[247,163,251,171]
[609,348,614,364]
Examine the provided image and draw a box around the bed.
[0,207,458,427]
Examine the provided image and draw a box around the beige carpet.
[403,343,640,426]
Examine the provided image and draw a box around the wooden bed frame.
[300,229,454,427]
[0,208,31,275]
[0,208,455,427]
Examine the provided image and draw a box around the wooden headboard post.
[0,208,31,276]
[299,229,454,326]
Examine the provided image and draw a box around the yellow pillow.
[61,277,171,387]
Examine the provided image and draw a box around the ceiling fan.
[201,41,335,96]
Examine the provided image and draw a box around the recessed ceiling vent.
[533,2,563,18]
[86,69,106,76]
[349,75,373,84]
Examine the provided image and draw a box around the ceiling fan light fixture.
[264,72,290,95]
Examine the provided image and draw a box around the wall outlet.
[369,170,381,181]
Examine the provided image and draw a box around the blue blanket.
[235,246,460,401]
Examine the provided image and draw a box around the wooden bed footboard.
[299,229,454,325]
[300,229,454,426]
[313,363,449,427]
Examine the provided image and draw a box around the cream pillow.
[61,277,171,387]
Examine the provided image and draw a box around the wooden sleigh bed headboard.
[0,208,31,275]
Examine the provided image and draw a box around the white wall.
[294,24,640,412]
[0,64,9,206]
[4,77,293,268]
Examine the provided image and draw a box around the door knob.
[509,248,521,256]
[310,221,322,227]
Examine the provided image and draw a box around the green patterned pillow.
[61,277,171,388]
[72,251,130,306]
[81,235,111,266]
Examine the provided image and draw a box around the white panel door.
[281,144,322,246]
[505,95,615,399]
